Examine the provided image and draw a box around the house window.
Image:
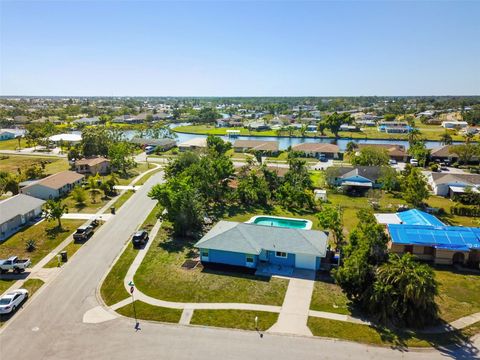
[201,250,209,257]
[246,255,254,263]
[423,247,434,255]
[275,251,287,258]
[404,245,413,254]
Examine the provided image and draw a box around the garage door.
[295,254,316,270]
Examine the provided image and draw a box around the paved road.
[1,170,479,359]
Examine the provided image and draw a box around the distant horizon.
[1,1,479,96]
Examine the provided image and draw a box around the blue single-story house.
[327,166,383,189]
[194,221,328,271]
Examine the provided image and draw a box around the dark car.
[132,230,149,247]
[73,225,94,242]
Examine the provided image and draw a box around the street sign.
[128,281,135,287]
[130,286,134,294]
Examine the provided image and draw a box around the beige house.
[178,137,208,152]
[20,171,85,200]
[75,157,110,175]
[233,140,279,154]
[291,143,339,159]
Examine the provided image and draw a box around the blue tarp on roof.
[388,224,480,252]
[396,209,445,227]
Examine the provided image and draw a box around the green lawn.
[310,170,326,188]
[174,123,468,142]
[63,192,111,213]
[100,242,138,306]
[0,138,26,150]
[140,204,162,232]
[0,154,69,175]
[307,317,480,348]
[310,278,351,315]
[43,240,84,268]
[0,219,84,266]
[116,300,182,323]
[190,309,279,331]
[134,224,288,305]
[426,196,478,227]
[435,269,480,322]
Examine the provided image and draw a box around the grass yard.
[140,204,162,232]
[307,317,480,348]
[310,170,326,188]
[116,301,182,323]
[0,154,69,175]
[310,278,351,315]
[190,309,279,331]
[435,269,480,322]
[63,192,111,213]
[173,123,467,142]
[426,196,478,227]
[0,138,26,150]
[134,224,288,306]
[100,242,138,306]
[43,240,84,268]
[0,219,84,266]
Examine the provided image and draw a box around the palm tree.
[440,131,453,145]
[345,141,358,154]
[407,128,422,145]
[88,174,101,203]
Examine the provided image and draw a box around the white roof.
[178,137,207,148]
[449,186,480,194]
[49,133,82,142]
[374,213,402,225]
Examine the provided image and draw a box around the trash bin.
[110,206,116,215]
[60,251,68,262]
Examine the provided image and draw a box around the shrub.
[25,239,36,252]
[429,163,439,172]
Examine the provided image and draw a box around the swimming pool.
[246,215,312,230]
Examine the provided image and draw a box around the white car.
[410,159,419,167]
[0,289,28,314]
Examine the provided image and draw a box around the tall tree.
[44,200,68,229]
[350,147,389,166]
[81,127,111,157]
[317,205,344,250]
[402,167,429,206]
[439,131,453,145]
[108,142,136,175]
[324,112,352,138]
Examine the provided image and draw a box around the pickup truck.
[0,256,31,274]
[73,225,94,242]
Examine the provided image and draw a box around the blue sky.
[1,1,479,96]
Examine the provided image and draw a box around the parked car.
[73,225,94,242]
[410,159,419,167]
[0,289,28,314]
[0,256,31,274]
[89,219,99,228]
[145,146,156,155]
[132,230,149,247]
[389,159,397,165]
[318,154,328,162]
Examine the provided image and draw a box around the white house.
[20,171,85,200]
[441,121,468,129]
[428,172,480,197]
[0,194,45,240]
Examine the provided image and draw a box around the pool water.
[251,216,309,229]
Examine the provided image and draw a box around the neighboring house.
[377,122,413,133]
[428,172,480,197]
[441,121,468,129]
[376,209,480,267]
[48,133,82,144]
[178,137,208,152]
[75,157,111,175]
[430,145,459,163]
[246,121,271,131]
[0,194,45,241]
[130,137,176,151]
[20,171,85,200]
[73,117,100,126]
[233,140,279,154]
[195,221,328,271]
[291,143,340,159]
[0,130,16,141]
[356,144,408,162]
[326,166,383,190]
